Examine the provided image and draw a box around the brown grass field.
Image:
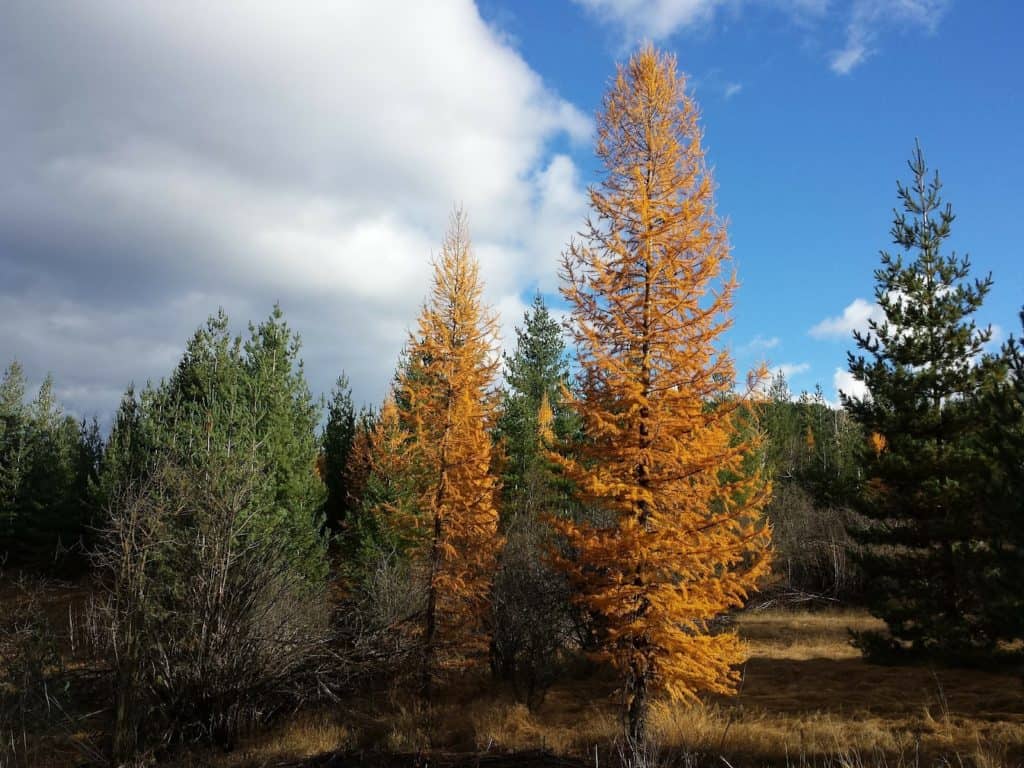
[173,609,1024,767]
[5,591,1023,767]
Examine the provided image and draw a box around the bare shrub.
[0,576,69,767]
[0,575,104,768]
[334,546,426,688]
[87,456,334,761]
[490,514,573,709]
[764,483,860,603]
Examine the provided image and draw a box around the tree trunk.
[627,660,648,744]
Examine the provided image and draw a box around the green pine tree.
[0,361,29,553]
[94,385,151,517]
[321,374,357,534]
[0,371,89,568]
[496,293,575,522]
[242,305,327,582]
[99,307,328,585]
[973,310,1024,648]
[844,142,1002,658]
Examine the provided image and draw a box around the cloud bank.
[0,1,590,418]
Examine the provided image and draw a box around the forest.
[1,45,1022,768]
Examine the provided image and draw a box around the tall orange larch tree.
[401,209,503,699]
[553,46,772,741]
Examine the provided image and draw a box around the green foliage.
[971,310,1024,646]
[321,374,356,534]
[758,374,863,599]
[844,142,1004,658]
[490,295,577,698]
[0,363,98,571]
[496,293,576,522]
[94,306,328,584]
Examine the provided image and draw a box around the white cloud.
[986,323,1004,349]
[773,362,811,379]
[809,298,883,339]
[572,0,831,42]
[742,334,781,352]
[0,1,590,415]
[573,0,726,41]
[723,82,744,99]
[834,368,869,403]
[830,42,869,74]
[572,0,946,76]
[830,0,950,75]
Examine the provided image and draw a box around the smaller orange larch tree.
[400,208,503,699]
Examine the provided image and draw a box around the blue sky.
[482,0,1023,400]
[0,1,1020,417]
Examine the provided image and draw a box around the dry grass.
[4,579,1023,767]
[363,608,1024,766]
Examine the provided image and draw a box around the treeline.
[1,44,1022,766]
[0,366,102,571]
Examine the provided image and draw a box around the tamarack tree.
[400,210,503,699]
[553,46,772,741]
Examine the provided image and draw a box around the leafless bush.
[87,457,335,761]
[765,483,861,603]
[0,575,104,768]
[490,515,573,709]
[333,546,426,688]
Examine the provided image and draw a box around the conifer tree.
[497,293,575,522]
[491,298,577,695]
[553,46,771,741]
[844,142,1003,657]
[94,386,150,516]
[974,310,1024,646]
[354,397,421,564]
[343,407,377,521]
[321,374,357,534]
[0,361,29,547]
[100,307,328,585]
[400,209,502,698]
[0,369,93,568]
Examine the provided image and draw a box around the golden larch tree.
[401,209,503,699]
[553,46,772,741]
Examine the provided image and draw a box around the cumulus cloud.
[834,368,869,403]
[573,0,727,41]
[809,298,883,340]
[0,1,590,418]
[773,362,811,379]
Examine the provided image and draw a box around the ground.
[187,609,1024,767]
[3,584,1022,767]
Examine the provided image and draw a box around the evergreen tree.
[353,397,422,566]
[0,369,92,568]
[844,142,1003,658]
[497,294,574,522]
[94,385,150,516]
[490,296,577,696]
[98,307,328,585]
[321,374,357,534]
[0,361,29,553]
[242,305,327,582]
[972,310,1024,646]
